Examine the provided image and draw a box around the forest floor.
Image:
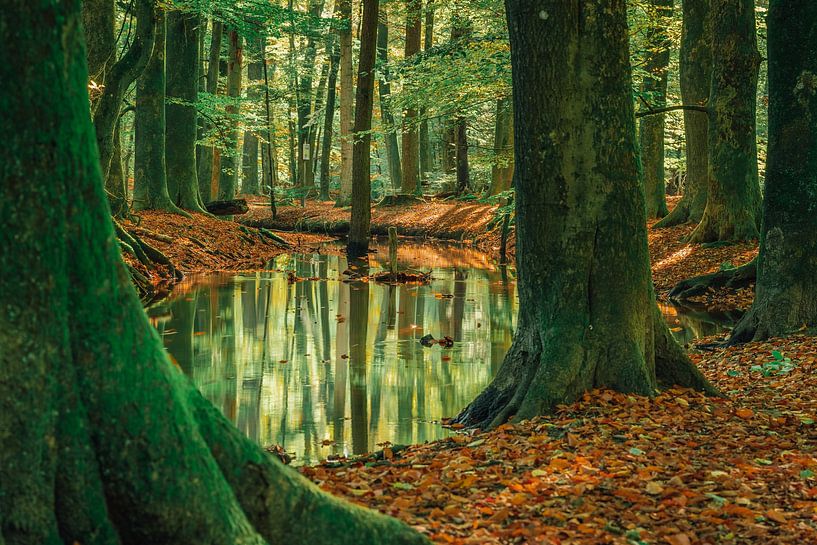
[244,195,758,309]
[301,334,817,545]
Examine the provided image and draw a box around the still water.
[147,242,737,465]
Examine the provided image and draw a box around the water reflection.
[147,242,737,465]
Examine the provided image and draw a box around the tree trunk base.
[668,258,757,301]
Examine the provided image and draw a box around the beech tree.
[455,0,713,428]
[0,2,427,543]
[377,9,403,190]
[489,97,514,196]
[197,20,224,203]
[729,1,817,342]
[336,0,354,205]
[401,0,422,195]
[218,29,243,202]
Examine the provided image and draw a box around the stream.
[147,241,740,465]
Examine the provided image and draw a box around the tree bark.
[242,36,265,196]
[418,0,435,180]
[377,11,403,191]
[133,12,187,215]
[654,0,710,228]
[401,0,422,195]
[489,98,514,195]
[219,29,243,203]
[336,0,355,205]
[197,20,223,204]
[0,3,428,543]
[455,0,713,429]
[348,0,380,257]
[319,12,340,201]
[730,1,817,342]
[166,10,206,212]
[688,0,762,242]
[638,0,673,219]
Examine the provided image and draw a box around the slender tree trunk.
[730,1,817,342]
[688,0,762,242]
[197,20,223,204]
[297,0,327,199]
[455,0,713,429]
[490,97,514,195]
[108,121,128,216]
[219,29,243,203]
[401,0,422,195]
[319,10,340,201]
[377,11,403,191]
[654,0,710,228]
[418,0,434,180]
[0,4,429,542]
[166,10,206,212]
[348,0,380,257]
[133,13,186,215]
[242,36,265,196]
[638,0,673,219]
[454,116,469,194]
[91,0,156,191]
[336,0,355,205]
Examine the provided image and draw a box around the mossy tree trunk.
[0,3,428,544]
[197,20,223,204]
[455,0,713,429]
[638,0,673,219]
[654,0,710,228]
[336,0,354,206]
[165,9,207,213]
[730,1,817,342]
[133,12,187,215]
[490,97,514,196]
[348,0,380,257]
[688,0,762,242]
[218,29,243,203]
[401,0,422,195]
[377,11,403,191]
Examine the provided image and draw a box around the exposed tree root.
[668,258,757,301]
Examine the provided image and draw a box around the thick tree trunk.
[197,20,223,204]
[0,3,428,544]
[133,13,187,215]
[654,0,710,228]
[166,10,206,212]
[730,1,817,342]
[401,0,422,195]
[455,1,713,429]
[348,0,380,257]
[90,0,156,191]
[688,0,761,242]
[219,30,243,203]
[638,0,673,219]
[336,0,354,205]
[377,13,403,191]
[418,0,434,180]
[490,98,514,195]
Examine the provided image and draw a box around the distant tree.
[401,0,422,195]
[0,2,428,543]
[489,97,514,196]
[377,8,403,191]
[455,0,713,428]
[688,0,761,242]
[418,0,435,180]
[319,1,341,200]
[197,20,224,203]
[729,0,817,342]
[242,36,265,196]
[218,29,243,203]
[336,0,354,205]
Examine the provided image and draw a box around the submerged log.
[205,198,249,216]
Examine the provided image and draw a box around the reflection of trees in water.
[349,277,370,455]
[659,302,740,346]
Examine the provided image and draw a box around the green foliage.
[750,351,796,377]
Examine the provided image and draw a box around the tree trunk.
[90,0,156,191]
[197,20,223,204]
[401,0,422,195]
[219,29,243,203]
[133,12,186,215]
[454,116,469,194]
[166,10,206,212]
[418,0,435,180]
[489,98,514,196]
[638,0,673,219]
[0,4,428,543]
[377,12,403,191]
[454,1,713,429]
[730,1,817,342]
[654,0,710,228]
[336,0,355,205]
[319,15,340,201]
[242,36,265,196]
[348,0,380,257]
[688,0,762,242]
[298,0,326,198]
[107,120,128,217]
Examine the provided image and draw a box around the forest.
[1,0,816,543]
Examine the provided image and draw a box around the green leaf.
[628,447,645,456]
